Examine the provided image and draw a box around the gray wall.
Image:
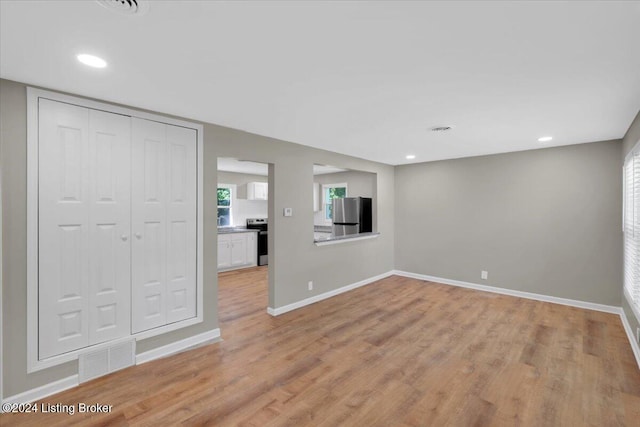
[0,79,395,397]
[621,111,640,343]
[395,140,623,306]
[207,125,395,311]
[313,170,377,226]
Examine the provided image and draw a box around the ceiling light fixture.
[77,54,107,68]
[537,136,553,142]
[406,155,416,160]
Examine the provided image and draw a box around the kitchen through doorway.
[216,158,273,327]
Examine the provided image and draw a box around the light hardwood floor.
[3,267,640,426]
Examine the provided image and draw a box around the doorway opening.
[216,158,273,330]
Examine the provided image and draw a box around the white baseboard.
[267,307,278,316]
[1,328,222,407]
[619,309,640,370]
[2,375,79,406]
[394,270,639,370]
[267,270,395,316]
[135,328,221,365]
[392,270,621,314]
[4,271,636,408]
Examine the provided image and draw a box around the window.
[624,144,640,322]
[323,183,347,222]
[217,185,233,226]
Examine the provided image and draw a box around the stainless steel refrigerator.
[332,197,372,236]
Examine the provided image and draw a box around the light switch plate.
[283,207,293,217]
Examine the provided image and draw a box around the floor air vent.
[79,340,135,383]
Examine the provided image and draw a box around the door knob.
[121,234,128,241]
[135,233,142,240]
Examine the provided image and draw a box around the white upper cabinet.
[246,182,268,200]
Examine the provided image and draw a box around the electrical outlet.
[308,281,313,291]
[481,270,488,280]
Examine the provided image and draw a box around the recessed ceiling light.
[406,155,416,160]
[77,54,107,68]
[538,136,553,142]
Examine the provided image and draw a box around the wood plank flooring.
[3,267,640,426]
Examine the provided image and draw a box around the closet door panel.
[131,118,167,333]
[165,125,197,323]
[38,99,90,359]
[88,110,132,345]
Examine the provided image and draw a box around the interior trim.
[620,307,640,370]
[623,288,640,327]
[393,270,640,370]
[393,270,621,314]
[136,328,221,365]
[5,269,639,405]
[1,375,79,407]
[267,270,394,316]
[1,328,222,406]
[314,233,380,247]
[25,86,205,373]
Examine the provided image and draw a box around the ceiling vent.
[430,126,452,132]
[96,0,149,16]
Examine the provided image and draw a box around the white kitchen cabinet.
[33,93,201,362]
[246,182,268,200]
[246,232,257,265]
[218,232,257,270]
[230,234,247,266]
[217,235,232,269]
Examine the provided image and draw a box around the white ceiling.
[218,158,346,176]
[218,158,269,176]
[2,1,639,165]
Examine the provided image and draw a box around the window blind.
[624,149,640,320]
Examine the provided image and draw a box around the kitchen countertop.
[314,231,380,245]
[217,227,259,234]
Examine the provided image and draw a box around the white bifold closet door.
[38,99,131,359]
[131,118,197,333]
